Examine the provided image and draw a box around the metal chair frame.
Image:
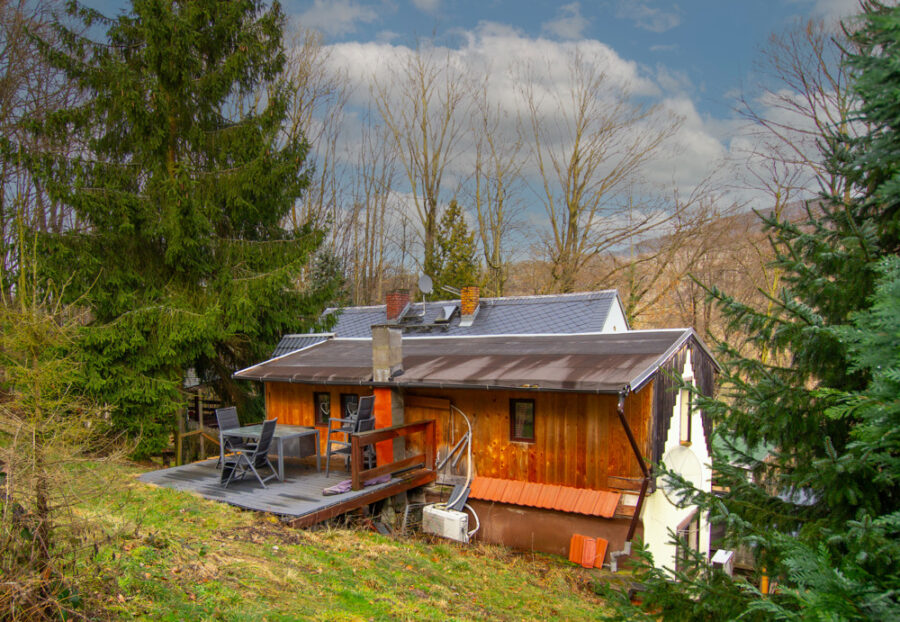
[325,395,376,477]
[221,418,278,489]
[215,406,256,468]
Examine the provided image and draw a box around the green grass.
[69,462,607,620]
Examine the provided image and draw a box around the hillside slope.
[73,463,607,620]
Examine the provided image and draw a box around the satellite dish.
[418,274,433,294]
[661,446,703,506]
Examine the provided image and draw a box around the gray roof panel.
[323,290,624,337]
[271,333,333,358]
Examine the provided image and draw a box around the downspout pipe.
[616,389,651,543]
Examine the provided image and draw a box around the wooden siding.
[402,384,653,491]
[649,339,718,466]
[265,383,373,454]
[265,382,654,492]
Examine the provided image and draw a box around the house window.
[676,511,701,573]
[509,399,535,443]
[314,392,331,426]
[340,393,360,418]
[679,387,692,445]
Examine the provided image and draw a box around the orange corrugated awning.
[469,476,621,518]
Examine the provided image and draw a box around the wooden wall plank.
[266,383,374,454]
[264,382,653,492]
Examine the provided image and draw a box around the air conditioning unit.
[422,505,469,543]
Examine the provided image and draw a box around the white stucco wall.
[602,298,629,332]
[640,349,713,572]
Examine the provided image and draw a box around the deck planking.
[138,458,434,520]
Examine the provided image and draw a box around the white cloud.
[412,0,441,13]
[375,30,401,43]
[298,0,379,37]
[655,65,692,95]
[650,43,678,53]
[311,23,734,249]
[541,2,590,40]
[615,1,681,33]
[643,97,728,191]
[802,0,860,22]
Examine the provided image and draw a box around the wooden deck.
[138,420,438,526]
[138,458,435,524]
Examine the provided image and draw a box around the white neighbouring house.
[641,348,714,571]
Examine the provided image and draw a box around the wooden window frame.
[679,387,693,445]
[340,393,360,418]
[675,511,700,573]
[509,398,536,443]
[314,392,331,426]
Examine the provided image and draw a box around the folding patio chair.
[221,418,278,488]
[325,395,376,477]
[215,406,255,469]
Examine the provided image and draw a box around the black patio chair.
[325,395,376,477]
[221,418,278,489]
[215,406,256,469]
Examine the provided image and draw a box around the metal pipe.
[615,390,651,542]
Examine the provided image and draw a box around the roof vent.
[435,305,458,324]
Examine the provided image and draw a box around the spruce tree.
[600,2,900,619]
[26,1,342,456]
[429,200,480,297]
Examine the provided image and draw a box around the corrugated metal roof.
[469,476,621,518]
[234,330,694,394]
[323,290,626,337]
[271,333,333,358]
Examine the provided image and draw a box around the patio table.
[221,423,320,481]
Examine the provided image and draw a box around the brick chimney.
[386,289,410,322]
[372,325,403,382]
[459,285,480,327]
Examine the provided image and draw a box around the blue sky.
[281,0,859,118]
[85,0,859,119]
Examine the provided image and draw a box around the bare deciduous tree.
[739,19,857,202]
[373,45,470,276]
[279,26,353,235]
[1,0,82,290]
[518,49,680,293]
[467,77,524,296]
[345,115,400,304]
[731,18,860,358]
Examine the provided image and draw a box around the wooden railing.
[174,395,224,465]
[349,420,436,491]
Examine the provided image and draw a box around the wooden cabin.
[235,311,718,570]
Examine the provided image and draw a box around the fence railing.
[349,420,436,491]
[175,395,224,465]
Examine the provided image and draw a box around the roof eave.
[233,373,627,394]
[627,329,694,392]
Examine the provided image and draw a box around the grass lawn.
[69,461,608,620]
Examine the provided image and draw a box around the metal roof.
[469,477,621,517]
[323,290,627,337]
[235,329,697,394]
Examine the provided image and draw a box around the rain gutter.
[231,373,627,394]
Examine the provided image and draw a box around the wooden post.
[198,395,205,459]
[176,408,185,466]
[424,420,436,470]
[350,435,362,491]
